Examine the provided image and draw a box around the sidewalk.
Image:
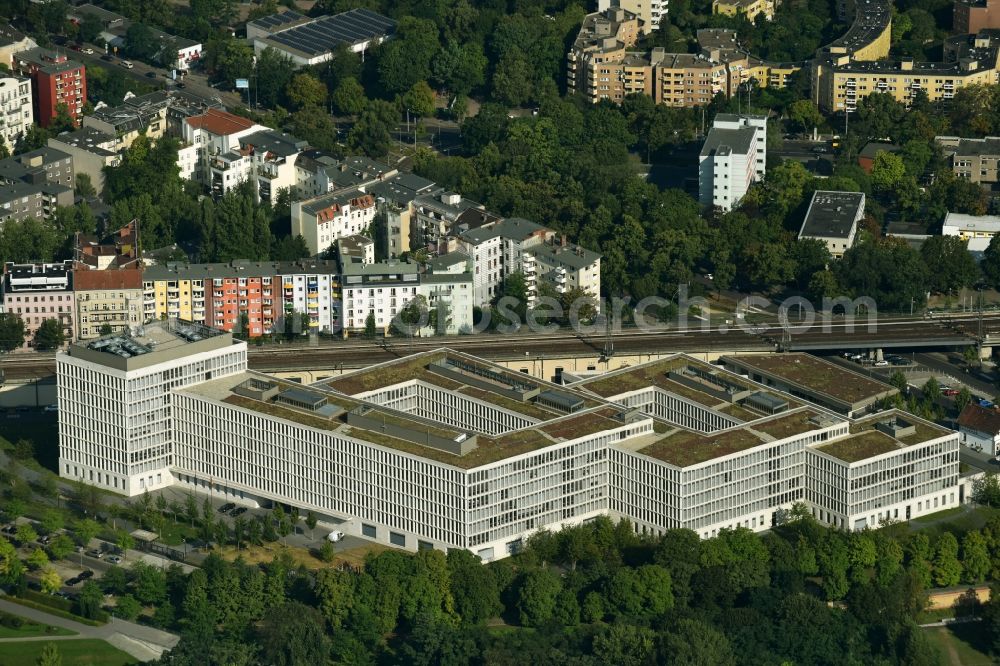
[0,596,179,661]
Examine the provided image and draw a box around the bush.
[0,610,25,629]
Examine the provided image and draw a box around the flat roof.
[943,213,1000,234]
[722,353,897,407]
[816,411,953,463]
[639,426,767,467]
[66,319,235,371]
[259,8,395,57]
[799,190,865,240]
[700,126,757,157]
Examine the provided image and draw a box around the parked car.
[82,47,94,54]
[229,507,247,517]
[326,530,344,543]
[981,399,996,409]
[890,357,909,366]
[100,54,113,61]
[943,388,960,396]
[218,503,235,513]
[78,570,94,580]
[106,555,123,565]
[874,360,889,367]
[145,71,157,78]
[66,576,80,586]
[87,549,104,559]
[121,60,134,69]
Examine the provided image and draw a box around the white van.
[326,530,344,543]
[122,61,134,69]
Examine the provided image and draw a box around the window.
[389,532,405,547]
[361,524,376,538]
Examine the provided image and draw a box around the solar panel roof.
[250,10,306,31]
[263,8,396,56]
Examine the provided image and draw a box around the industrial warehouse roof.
[253,8,396,57]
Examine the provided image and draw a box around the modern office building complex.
[60,340,961,557]
[58,320,247,495]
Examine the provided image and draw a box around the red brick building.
[955,0,1000,34]
[14,48,86,128]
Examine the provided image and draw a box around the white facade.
[292,190,378,256]
[959,426,1000,455]
[57,322,247,496]
[615,0,668,32]
[418,275,474,335]
[805,427,960,529]
[340,263,420,332]
[942,213,1000,261]
[699,114,766,212]
[277,271,340,333]
[179,111,265,185]
[0,75,32,152]
[59,347,964,559]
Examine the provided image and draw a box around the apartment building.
[58,320,246,496]
[2,261,74,349]
[291,188,378,256]
[955,0,1000,34]
[0,146,74,226]
[295,152,396,198]
[339,260,419,333]
[797,190,866,258]
[59,345,961,557]
[83,103,169,151]
[569,17,797,106]
[813,33,1000,113]
[73,221,143,339]
[365,172,438,257]
[411,191,486,250]
[48,127,120,194]
[209,129,308,203]
[0,74,32,152]
[937,135,1000,189]
[957,403,1000,454]
[141,260,342,336]
[713,0,775,21]
[698,115,764,211]
[14,48,85,127]
[177,108,264,183]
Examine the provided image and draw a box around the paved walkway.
[0,597,179,661]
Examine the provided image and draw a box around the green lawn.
[0,639,137,666]
[923,625,993,666]
[0,612,76,638]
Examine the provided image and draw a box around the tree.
[318,540,335,563]
[375,17,440,95]
[36,643,62,666]
[255,47,296,109]
[16,523,38,545]
[592,623,656,666]
[659,618,736,666]
[974,475,1000,507]
[962,531,991,583]
[363,312,377,340]
[102,566,128,595]
[33,319,65,351]
[115,594,141,621]
[431,41,487,95]
[258,601,331,666]
[330,77,367,116]
[956,386,974,415]
[920,235,980,294]
[72,518,100,547]
[27,547,49,570]
[48,535,74,561]
[40,567,61,595]
[77,580,104,620]
[447,549,501,625]
[78,12,102,42]
[132,561,167,604]
[871,151,907,193]
[125,23,159,61]
[933,532,963,587]
[787,99,822,133]
[0,313,26,353]
[401,80,436,120]
[12,439,34,460]
[116,531,135,559]
[286,72,327,110]
[348,103,394,159]
[305,511,318,539]
[515,569,561,627]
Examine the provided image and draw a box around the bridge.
[2,312,992,382]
